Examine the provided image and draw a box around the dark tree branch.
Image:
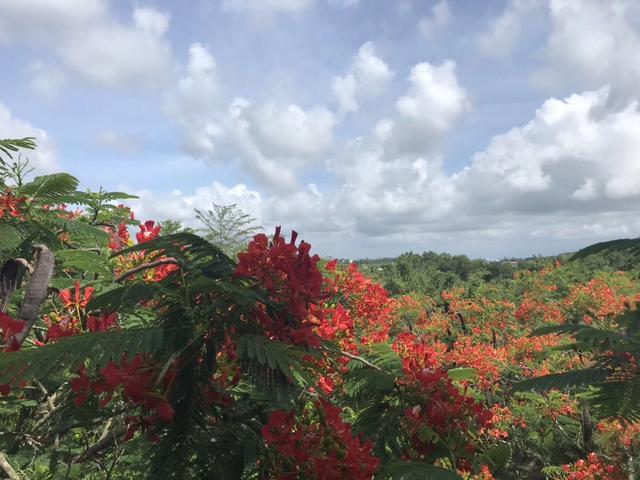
[114,258,179,283]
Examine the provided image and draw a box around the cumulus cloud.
[166,42,220,159]
[323,59,467,235]
[0,103,58,174]
[0,1,173,88]
[157,83,640,257]
[535,0,640,97]
[27,61,66,99]
[95,132,141,155]
[223,99,335,189]
[383,60,468,155]
[129,181,264,227]
[166,43,336,190]
[332,42,393,113]
[418,0,451,39]
[244,103,335,158]
[476,0,536,59]
[454,87,640,214]
[327,0,360,7]
[222,0,313,14]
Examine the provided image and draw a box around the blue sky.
[1,0,640,259]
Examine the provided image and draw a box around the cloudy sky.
[1,0,640,259]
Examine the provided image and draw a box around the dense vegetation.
[1,138,639,479]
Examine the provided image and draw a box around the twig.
[114,258,179,283]
[0,452,20,480]
[74,426,127,463]
[328,348,385,372]
[34,380,56,412]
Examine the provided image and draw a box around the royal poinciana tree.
[0,138,639,479]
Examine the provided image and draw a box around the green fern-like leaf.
[20,173,79,203]
[0,328,167,384]
[236,334,313,386]
[0,223,23,251]
[0,137,36,159]
[513,368,611,392]
[589,378,640,423]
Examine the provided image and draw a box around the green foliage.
[195,203,261,256]
[378,461,463,479]
[0,328,166,384]
[570,238,640,261]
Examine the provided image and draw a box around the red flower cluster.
[262,400,380,479]
[71,355,173,425]
[236,227,325,346]
[108,222,132,251]
[136,220,162,244]
[562,453,623,480]
[60,282,95,312]
[0,312,25,352]
[0,189,25,219]
[108,220,179,282]
[323,262,397,344]
[44,282,118,342]
[393,332,446,373]
[401,366,493,465]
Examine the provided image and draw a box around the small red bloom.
[136,220,161,244]
[59,281,94,312]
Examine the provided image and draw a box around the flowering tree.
[0,139,639,479]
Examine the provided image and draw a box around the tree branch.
[326,348,385,372]
[0,452,20,480]
[74,426,127,463]
[114,258,178,283]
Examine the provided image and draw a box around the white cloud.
[223,99,335,189]
[166,43,220,158]
[418,0,451,39]
[121,85,640,259]
[477,0,535,59]
[133,6,170,36]
[95,132,141,155]
[385,60,468,154]
[572,178,597,201]
[327,0,359,7]
[245,103,335,157]
[129,181,264,226]
[0,0,106,44]
[27,61,66,99]
[0,1,173,88]
[222,0,313,13]
[167,43,336,190]
[333,42,393,113]
[0,103,58,174]
[455,87,640,213]
[535,0,640,97]
[322,60,467,235]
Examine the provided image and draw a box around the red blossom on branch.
[236,227,325,346]
[262,400,380,479]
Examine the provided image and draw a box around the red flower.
[0,189,25,219]
[86,312,118,332]
[262,401,379,479]
[236,227,325,346]
[59,281,95,312]
[0,312,25,351]
[136,220,161,244]
[108,222,131,251]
